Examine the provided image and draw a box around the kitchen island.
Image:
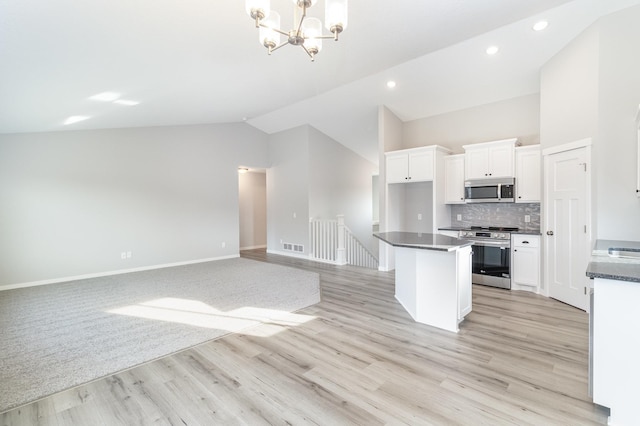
[586,239,640,426]
[374,232,473,333]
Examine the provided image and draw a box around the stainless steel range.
[459,226,517,290]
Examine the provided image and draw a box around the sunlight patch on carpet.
[108,299,316,335]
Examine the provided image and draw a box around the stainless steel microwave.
[464,177,515,203]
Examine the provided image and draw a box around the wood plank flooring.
[1,249,609,425]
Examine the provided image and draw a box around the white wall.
[0,123,269,287]
[540,25,600,150]
[378,106,404,271]
[266,126,311,255]
[402,94,541,153]
[596,6,640,240]
[267,125,378,257]
[540,5,640,241]
[308,126,377,253]
[238,171,267,250]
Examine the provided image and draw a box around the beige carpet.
[0,257,320,413]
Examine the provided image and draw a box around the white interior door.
[544,145,590,310]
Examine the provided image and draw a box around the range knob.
[499,233,506,239]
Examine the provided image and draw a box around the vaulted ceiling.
[2,0,639,165]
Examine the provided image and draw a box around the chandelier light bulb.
[245,0,270,24]
[259,11,281,52]
[294,0,317,7]
[325,0,348,37]
[302,17,323,59]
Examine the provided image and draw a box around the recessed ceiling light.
[90,92,121,102]
[113,99,139,106]
[386,80,397,89]
[486,46,499,55]
[63,115,91,125]
[533,21,549,31]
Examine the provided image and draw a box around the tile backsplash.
[450,203,540,231]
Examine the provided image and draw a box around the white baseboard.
[240,244,267,250]
[0,254,240,292]
[266,249,313,260]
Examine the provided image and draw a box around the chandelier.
[245,0,348,62]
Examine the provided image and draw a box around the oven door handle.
[469,240,510,248]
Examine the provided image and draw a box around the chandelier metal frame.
[246,0,348,62]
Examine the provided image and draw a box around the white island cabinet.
[374,232,473,333]
[587,239,640,426]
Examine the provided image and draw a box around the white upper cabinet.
[385,146,450,184]
[463,138,518,180]
[444,154,465,204]
[515,145,541,203]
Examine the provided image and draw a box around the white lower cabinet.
[511,234,540,290]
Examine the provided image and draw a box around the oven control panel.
[459,231,510,240]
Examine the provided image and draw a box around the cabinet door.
[512,236,540,287]
[488,144,515,178]
[444,155,465,203]
[408,150,434,182]
[515,147,541,202]
[386,154,409,183]
[465,148,489,179]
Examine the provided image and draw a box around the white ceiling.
[2,0,639,165]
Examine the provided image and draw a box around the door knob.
[546,230,554,236]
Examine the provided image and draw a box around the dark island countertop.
[374,232,473,252]
[586,239,640,283]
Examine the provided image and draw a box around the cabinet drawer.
[512,234,539,247]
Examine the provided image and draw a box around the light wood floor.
[2,249,609,425]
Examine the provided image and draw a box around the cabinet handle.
[522,241,529,244]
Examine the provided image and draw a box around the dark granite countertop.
[586,239,640,283]
[437,227,541,235]
[374,232,473,252]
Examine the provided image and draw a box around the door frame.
[541,138,593,311]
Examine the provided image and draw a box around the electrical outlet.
[126,251,132,258]
[524,215,531,223]
[293,212,297,219]
[120,252,126,260]
[457,214,462,221]
[221,241,226,248]
[417,213,422,220]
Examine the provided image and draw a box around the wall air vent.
[283,243,304,253]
